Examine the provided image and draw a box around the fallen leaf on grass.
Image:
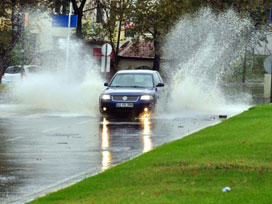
[241,141,246,144]
[242,179,248,183]
[208,162,213,167]
[231,180,236,183]
[154,191,160,195]
[192,169,198,175]
[191,181,196,185]
[180,162,189,167]
[259,170,263,175]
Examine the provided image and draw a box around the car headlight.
[101,94,111,100]
[140,95,153,100]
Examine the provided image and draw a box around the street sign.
[264,55,272,74]
[101,43,112,56]
[52,15,78,28]
[101,56,111,73]
[101,43,112,73]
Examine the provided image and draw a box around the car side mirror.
[104,82,109,87]
[156,82,164,87]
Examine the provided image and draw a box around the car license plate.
[116,103,134,108]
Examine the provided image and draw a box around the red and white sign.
[124,23,134,28]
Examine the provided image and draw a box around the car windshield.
[110,73,154,88]
[26,66,41,73]
[5,66,22,74]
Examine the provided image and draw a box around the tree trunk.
[114,0,123,69]
[76,12,83,38]
[152,40,160,71]
[242,47,247,83]
[71,0,87,39]
[62,0,68,14]
[11,0,16,44]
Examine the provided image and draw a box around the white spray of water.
[161,8,254,115]
[10,29,104,116]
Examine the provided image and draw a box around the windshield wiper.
[110,85,149,88]
[132,86,146,88]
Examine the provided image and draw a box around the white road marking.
[0,113,18,118]
[77,120,92,125]
[42,128,60,133]
[6,137,23,142]
[24,114,44,118]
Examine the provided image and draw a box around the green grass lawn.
[0,83,6,90]
[29,105,272,204]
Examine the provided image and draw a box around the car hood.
[103,87,155,95]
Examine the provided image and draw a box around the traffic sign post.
[264,55,272,102]
[101,43,112,73]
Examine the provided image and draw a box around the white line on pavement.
[5,137,23,143]
[77,120,92,125]
[42,128,60,133]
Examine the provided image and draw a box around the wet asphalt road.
[0,103,242,204]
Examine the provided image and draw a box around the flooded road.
[0,103,233,204]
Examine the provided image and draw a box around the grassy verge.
[0,83,6,90]
[29,105,272,204]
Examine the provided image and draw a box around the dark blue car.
[99,70,165,115]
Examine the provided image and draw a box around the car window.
[26,66,40,73]
[110,74,154,88]
[157,73,163,82]
[5,66,22,74]
[153,73,160,85]
[154,72,164,85]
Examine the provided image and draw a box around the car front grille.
[112,95,139,102]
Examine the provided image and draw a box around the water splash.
[9,20,104,116]
[161,8,254,114]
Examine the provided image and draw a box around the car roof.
[7,65,39,68]
[116,70,158,74]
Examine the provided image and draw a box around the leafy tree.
[204,0,272,29]
[82,21,105,39]
[0,0,40,81]
[91,0,131,69]
[129,0,186,70]
[70,0,88,38]
[70,0,98,38]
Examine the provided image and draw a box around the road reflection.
[100,113,154,171]
[139,112,153,153]
[101,118,112,171]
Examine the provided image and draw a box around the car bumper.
[100,100,155,114]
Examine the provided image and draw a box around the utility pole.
[242,45,247,83]
[19,12,25,77]
[115,0,123,68]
